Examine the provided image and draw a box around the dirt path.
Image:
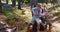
[19,16,60,32]
[52,22,60,32]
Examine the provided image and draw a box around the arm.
[32,8,39,16]
[39,12,47,16]
[38,9,43,17]
[41,8,48,16]
[43,10,48,15]
[38,9,48,17]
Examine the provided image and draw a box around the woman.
[42,4,52,32]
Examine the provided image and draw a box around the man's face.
[36,7,41,10]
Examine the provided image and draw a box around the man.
[27,4,45,32]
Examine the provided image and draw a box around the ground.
[0,4,60,32]
[19,5,60,32]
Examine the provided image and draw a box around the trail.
[19,6,60,32]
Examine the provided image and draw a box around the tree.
[0,0,2,9]
[12,0,16,7]
[30,0,37,9]
[18,0,21,9]
[6,0,8,4]
[51,0,58,4]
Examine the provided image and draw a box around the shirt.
[32,8,42,18]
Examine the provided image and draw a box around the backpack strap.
[32,9,36,16]
[42,9,43,13]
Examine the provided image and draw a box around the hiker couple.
[27,4,52,32]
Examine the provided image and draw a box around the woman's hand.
[38,14,42,18]
[40,13,45,16]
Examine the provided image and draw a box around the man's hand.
[33,13,39,16]
[38,14,42,18]
[34,14,42,17]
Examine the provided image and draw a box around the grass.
[15,9,23,15]
[1,8,16,26]
[0,7,30,30]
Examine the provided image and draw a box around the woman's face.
[42,5,46,9]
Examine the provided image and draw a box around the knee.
[38,20,42,23]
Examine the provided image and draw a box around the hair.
[35,4,41,8]
[42,4,46,7]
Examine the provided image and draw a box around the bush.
[19,22,27,30]
[1,8,16,26]
[1,8,29,30]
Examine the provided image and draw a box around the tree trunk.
[18,0,21,9]
[6,0,8,4]
[0,0,2,9]
[30,0,37,8]
[12,0,16,7]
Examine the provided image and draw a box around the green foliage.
[19,22,27,30]
[0,3,5,8]
[1,9,10,15]
[1,8,29,26]
[38,0,46,3]
[51,0,58,4]
[50,6,60,17]
[15,9,23,15]
[21,0,29,4]
[2,0,6,2]
[1,8,16,26]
